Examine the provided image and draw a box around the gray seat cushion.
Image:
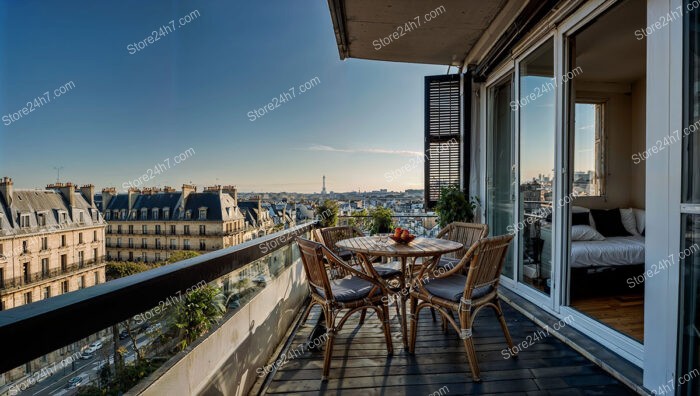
[338,250,354,261]
[374,261,402,278]
[317,276,374,302]
[423,274,493,302]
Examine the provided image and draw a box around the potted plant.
[315,200,338,227]
[435,185,479,228]
[369,207,393,234]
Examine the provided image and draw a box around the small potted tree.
[435,185,479,228]
[369,207,393,235]
[315,200,338,227]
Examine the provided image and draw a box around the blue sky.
[0,0,444,193]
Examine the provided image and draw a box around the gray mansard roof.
[104,191,243,222]
[0,189,104,237]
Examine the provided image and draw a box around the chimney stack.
[49,182,75,208]
[0,177,13,207]
[127,188,140,211]
[222,185,238,205]
[80,184,95,207]
[181,184,196,211]
[101,187,116,212]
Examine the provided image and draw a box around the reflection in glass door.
[518,39,555,296]
[486,75,515,279]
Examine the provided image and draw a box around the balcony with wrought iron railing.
[0,258,106,292]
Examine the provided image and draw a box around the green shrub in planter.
[435,185,479,228]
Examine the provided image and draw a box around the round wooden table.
[336,236,463,349]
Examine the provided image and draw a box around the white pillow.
[620,208,639,235]
[633,208,645,235]
[571,225,606,241]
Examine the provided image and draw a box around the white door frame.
[478,0,681,373]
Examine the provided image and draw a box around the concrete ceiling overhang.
[327,0,520,66]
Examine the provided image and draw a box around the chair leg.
[322,329,336,381]
[359,309,367,325]
[430,307,437,322]
[379,303,394,354]
[300,301,315,325]
[322,309,336,381]
[460,310,481,382]
[408,296,419,354]
[494,300,517,357]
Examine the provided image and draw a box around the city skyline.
[0,1,443,193]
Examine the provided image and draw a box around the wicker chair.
[296,237,394,381]
[409,234,516,382]
[435,222,489,271]
[317,226,402,323]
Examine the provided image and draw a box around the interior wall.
[572,79,646,211]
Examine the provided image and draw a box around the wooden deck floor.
[260,300,637,395]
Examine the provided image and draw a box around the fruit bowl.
[390,234,416,244]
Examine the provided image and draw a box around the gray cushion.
[338,250,354,261]
[374,261,402,278]
[317,276,374,302]
[423,274,493,302]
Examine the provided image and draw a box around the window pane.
[574,103,603,196]
[679,215,700,395]
[683,0,700,203]
[518,39,555,295]
[486,75,515,279]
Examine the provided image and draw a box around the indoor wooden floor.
[571,294,644,342]
[261,301,637,395]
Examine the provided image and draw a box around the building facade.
[0,178,106,311]
[102,185,254,263]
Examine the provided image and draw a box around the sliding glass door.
[486,75,515,279]
[517,39,556,297]
[678,3,700,394]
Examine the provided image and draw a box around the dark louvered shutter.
[424,74,463,208]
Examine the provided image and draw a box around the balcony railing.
[0,222,315,396]
[338,214,440,237]
[0,258,106,290]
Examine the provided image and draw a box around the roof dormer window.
[163,208,170,220]
[120,210,127,220]
[130,210,137,220]
[199,208,207,220]
[185,210,192,220]
[20,213,30,228]
[141,208,148,220]
[152,208,159,220]
[105,211,111,220]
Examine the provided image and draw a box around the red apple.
[394,228,402,237]
[401,230,410,241]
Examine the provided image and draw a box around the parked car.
[66,373,89,389]
[84,340,103,353]
[119,329,129,339]
[80,350,94,360]
[252,274,271,286]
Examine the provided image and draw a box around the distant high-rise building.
[321,175,327,196]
